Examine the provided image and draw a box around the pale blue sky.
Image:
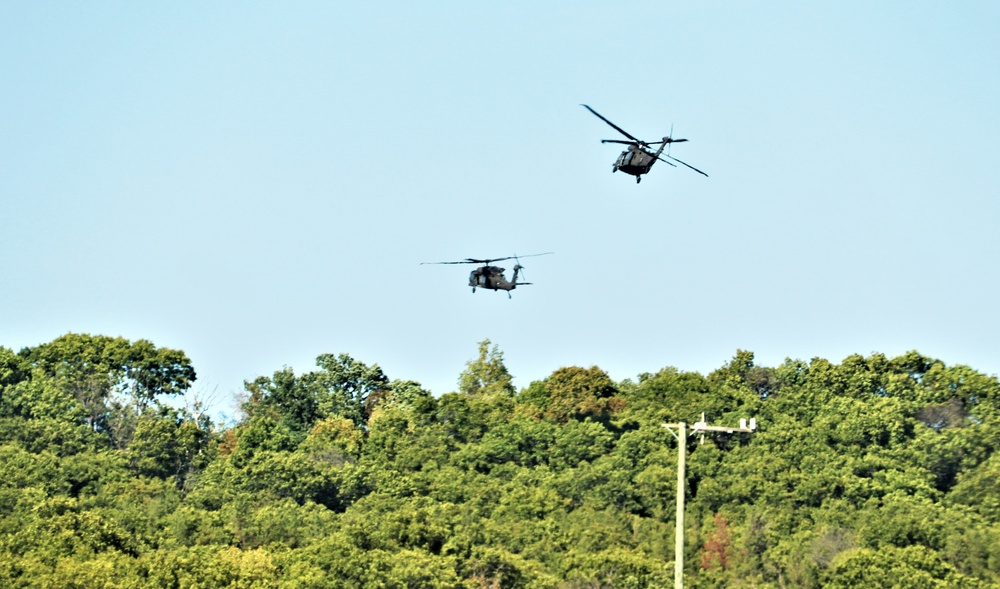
[3,3,998,418]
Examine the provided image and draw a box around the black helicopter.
[582,104,707,183]
[422,253,553,298]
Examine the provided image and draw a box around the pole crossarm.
[692,412,756,434]
[692,423,755,433]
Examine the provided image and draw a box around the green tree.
[14,334,195,448]
[311,353,390,427]
[0,346,26,397]
[518,366,622,423]
[948,453,1000,521]
[128,404,214,483]
[823,545,984,589]
[25,333,195,410]
[244,367,320,437]
[459,339,515,397]
[243,353,390,432]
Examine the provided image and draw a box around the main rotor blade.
[581,104,643,144]
[654,155,678,167]
[601,139,638,145]
[665,155,708,177]
[422,252,552,266]
[647,138,687,146]
[514,252,554,260]
[420,257,513,265]
[467,257,515,264]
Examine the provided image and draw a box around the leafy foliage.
[459,339,516,397]
[4,337,1000,588]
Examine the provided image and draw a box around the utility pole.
[663,413,756,589]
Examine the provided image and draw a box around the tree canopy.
[3,336,1000,588]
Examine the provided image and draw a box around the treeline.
[2,334,1000,588]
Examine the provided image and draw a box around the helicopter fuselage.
[469,265,520,292]
[613,145,658,178]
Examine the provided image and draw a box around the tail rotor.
[513,255,532,285]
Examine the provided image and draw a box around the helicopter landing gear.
[636,177,641,184]
[471,287,476,293]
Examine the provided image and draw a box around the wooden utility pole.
[663,413,756,589]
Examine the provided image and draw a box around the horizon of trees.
[2,333,999,588]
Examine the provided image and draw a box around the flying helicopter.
[421,252,553,298]
[582,104,708,183]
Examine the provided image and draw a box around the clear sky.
[2,3,998,419]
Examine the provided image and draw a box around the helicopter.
[421,252,553,298]
[582,104,708,183]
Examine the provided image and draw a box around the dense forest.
[2,333,999,588]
